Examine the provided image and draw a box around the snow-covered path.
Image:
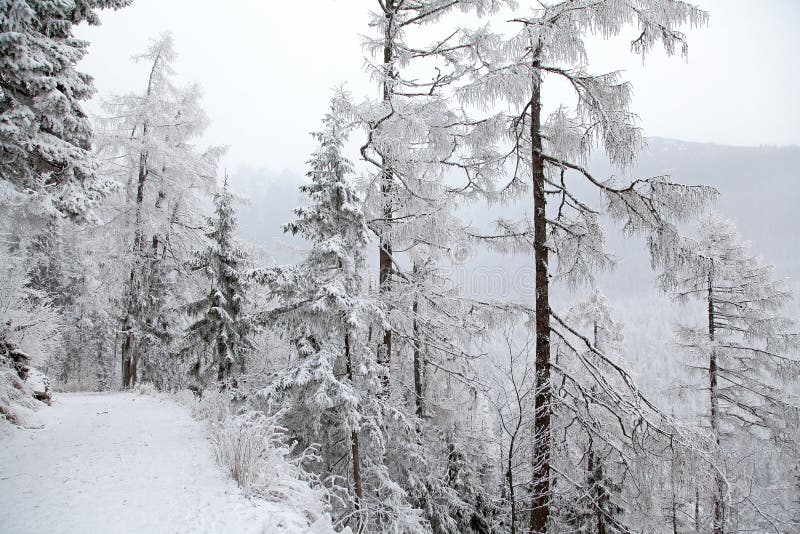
[0,392,304,534]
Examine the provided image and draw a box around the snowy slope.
[0,392,324,534]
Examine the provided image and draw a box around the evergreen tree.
[254,98,422,531]
[0,0,130,221]
[184,178,250,387]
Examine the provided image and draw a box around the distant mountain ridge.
[603,137,800,291]
[229,138,800,296]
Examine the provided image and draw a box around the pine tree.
[254,98,406,531]
[184,178,250,387]
[661,213,800,532]
[0,0,130,221]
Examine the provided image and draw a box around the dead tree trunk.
[529,43,552,534]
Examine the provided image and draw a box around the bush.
[192,390,338,529]
[133,382,159,397]
[0,359,42,427]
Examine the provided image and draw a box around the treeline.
[1,1,798,533]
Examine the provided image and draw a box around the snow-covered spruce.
[0,0,130,221]
[183,178,252,389]
[253,99,421,532]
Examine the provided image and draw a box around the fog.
[76,0,800,178]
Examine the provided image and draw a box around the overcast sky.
[76,0,800,178]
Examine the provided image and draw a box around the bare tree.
[487,326,536,534]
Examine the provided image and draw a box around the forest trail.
[0,392,304,534]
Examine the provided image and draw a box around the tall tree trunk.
[671,461,679,534]
[590,323,604,533]
[586,436,602,534]
[377,0,396,399]
[217,336,230,383]
[121,312,134,388]
[122,152,148,389]
[694,487,701,533]
[345,332,363,532]
[412,264,425,417]
[529,44,551,534]
[121,51,162,389]
[708,264,724,534]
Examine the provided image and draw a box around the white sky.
[76,0,800,178]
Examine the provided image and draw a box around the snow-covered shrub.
[25,367,51,405]
[193,390,332,526]
[0,255,59,425]
[133,382,159,397]
[0,359,41,427]
[0,256,62,370]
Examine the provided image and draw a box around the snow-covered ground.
[0,392,317,533]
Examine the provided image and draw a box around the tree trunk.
[671,479,679,534]
[708,264,725,534]
[345,332,363,532]
[122,148,148,389]
[589,326,605,533]
[586,437,603,534]
[529,44,551,534]
[217,337,231,383]
[121,52,162,390]
[121,312,135,388]
[412,264,425,417]
[377,0,396,400]
[695,487,701,533]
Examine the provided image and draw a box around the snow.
[0,392,321,533]
[25,368,49,398]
